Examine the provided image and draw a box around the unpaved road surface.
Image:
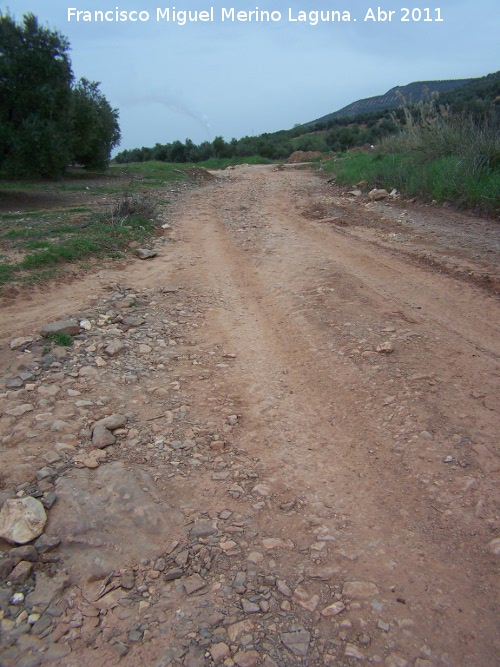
[0,165,499,667]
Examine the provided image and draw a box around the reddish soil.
[0,165,499,667]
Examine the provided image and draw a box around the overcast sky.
[4,0,499,152]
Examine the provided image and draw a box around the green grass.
[0,165,216,288]
[321,116,500,217]
[0,192,161,287]
[48,332,73,346]
[111,161,193,184]
[196,156,273,169]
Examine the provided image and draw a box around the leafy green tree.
[0,12,120,177]
[71,78,120,169]
[0,12,73,177]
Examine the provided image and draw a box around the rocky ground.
[0,165,499,667]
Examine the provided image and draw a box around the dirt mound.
[181,166,216,181]
[286,150,322,163]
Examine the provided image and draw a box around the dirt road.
[0,165,499,667]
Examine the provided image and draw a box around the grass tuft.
[322,115,500,216]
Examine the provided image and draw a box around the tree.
[71,78,120,170]
[0,12,73,177]
[0,12,120,178]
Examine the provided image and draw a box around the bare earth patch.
[0,165,499,667]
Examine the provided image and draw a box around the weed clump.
[48,332,73,346]
[322,107,500,215]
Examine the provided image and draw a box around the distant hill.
[307,78,476,125]
[115,71,499,166]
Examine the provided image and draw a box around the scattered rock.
[376,341,394,354]
[487,538,500,556]
[281,626,311,656]
[0,497,47,544]
[368,188,390,201]
[25,572,71,612]
[5,404,34,417]
[136,248,158,259]
[321,601,346,617]
[345,643,365,660]
[342,581,380,599]
[40,319,80,337]
[9,560,34,584]
[234,650,260,667]
[210,642,230,662]
[92,423,116,448]
[183,573,206,595]
[104,340,127,357]
[9,336,34,350]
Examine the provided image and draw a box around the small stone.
[241,599,260,614]
[36,466,55,481]
[298,594,320,612]
[6,377,24,389]
[120,570,135,589]
[227,619,254,643]
[262,538,289,549]
[164,568,183,581]
[104,341,127,357]
[184,573,206,594]
[190,520,217,538]
[342,581,380,599]
[8,544,38,562]
[212,471,230,480]
[247,551,264,564]
[252,483,271,496]
[281,627,311,656]
[10,336,34,350]
[9,560,34,584]
[92,423,116,448]
[277,580,293,597]
[368,188,390,201]
[25,572,71,611]
[234,650,260,667]
[94,414,127,430]
[345,643,364,660]
[5,403,34,417]
[31,614,52,635]
[41,492,57,510]
[377,620,390,632]
[376,341,394,354]
[321,601,346,617]
[488,538,500,556]
[210,642,230,662]
[385,654,409,667]
[0,558,15,579]
[42,643,71,661]
[34,535,61,553]
[0,497,47,544]
[42,451,62,465]
[136,248,158,259]
[40,319,80,337]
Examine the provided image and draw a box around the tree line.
[114,112,401,165]
[0,12,120,178]
[115,72,499,166]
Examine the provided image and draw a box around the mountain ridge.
[306,77,477,125]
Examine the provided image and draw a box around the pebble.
[342,581,380,599]
[210,642,230,662]
[321,601,346,617]
[280,627,311,656]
